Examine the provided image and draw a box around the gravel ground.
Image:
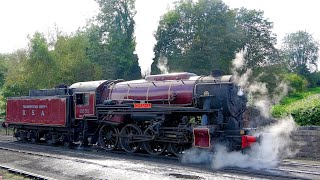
[0,135,319,180]
[0,147,249,180]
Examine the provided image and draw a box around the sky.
[0,0,319,74]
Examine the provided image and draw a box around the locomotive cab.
[70,80,112,119]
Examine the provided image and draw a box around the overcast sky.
[0,0,319,73]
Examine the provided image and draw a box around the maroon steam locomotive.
[5,72,257,156]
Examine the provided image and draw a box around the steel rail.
[0,164,56,180]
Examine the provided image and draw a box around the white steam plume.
[134,0,173,76]
[182,117,298,170]
[157,54,169,74]
[212,117,298,169]
[232,52,288,119]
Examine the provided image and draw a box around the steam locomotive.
[5,72,257,156]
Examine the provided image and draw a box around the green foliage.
[0,169,29,179]
[54,32,103,84]
[152,0,242,74]
[236,8,279,69]
[283,73,308,93]
[25,32,58,89]
[306,71,320,87]
[152,0,278,76]
[281,31,319,76]
[278,87,320,105]
[272,93,320,126]
[0,54,9,87]
[2,49,30,97]
[89,0,141,80]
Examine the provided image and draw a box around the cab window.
[76,93,89,105]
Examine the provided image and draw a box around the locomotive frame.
[5,72,257,156]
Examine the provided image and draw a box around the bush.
[272,105,285,118]
[306,72,320,87]
[272,94,320,126]
[291,105,320,126]
[283,73,308,93]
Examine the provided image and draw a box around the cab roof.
[70,80,109,92]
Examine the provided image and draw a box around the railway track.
[0,137,319,180]
[0,140,238,180]
[282,159,320,168]
[0,139,179,162]
[0,164,55,180]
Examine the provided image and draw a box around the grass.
[0,169,30,180]
[279,87,320,105]
[0,126,13,136]
[272,87,320,125]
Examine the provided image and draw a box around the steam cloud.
[212,117,297,169]
[182,117,297,170]
[134,0,172,76]
[157,54,169,74]
[182,52,298,170]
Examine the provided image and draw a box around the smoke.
[231,52,288,126]
[182,117,298,170]
[157,54,169,74]
[181,52,298,170]
[213,117,298,169]
[272,81,289,104]
[232,51,246,70]
[181,149,213,164]
[134,0,173,76]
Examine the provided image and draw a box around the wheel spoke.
[143,128,166,155]
[99,125,119,151]
[169,143,191,157]
[120,124,142,153]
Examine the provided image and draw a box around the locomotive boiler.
[5,72,257,156]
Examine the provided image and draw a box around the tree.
[236,8,279,70]
[89,0,141,80]
[0,54,8,87]
[281,31,319,76]
[152,0,242,75]
[151,0,279,75]
[2,33,59,98]
[2,49,29,97]
[54,32,103,85]
[25,32,58,89]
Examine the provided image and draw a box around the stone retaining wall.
[292,126,320,159]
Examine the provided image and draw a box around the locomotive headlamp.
[203,91,210,96]
[240,130,245,135]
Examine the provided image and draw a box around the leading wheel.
[143,127,167,155]
[119,124,142,153]
[99,125,119,151]
[168,142,191,157]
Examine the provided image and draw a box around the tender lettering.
[39,105,48,109]
[23,105,48,109]
[22,109,47,116]
[41,110,45,116]
[23,105,38,109]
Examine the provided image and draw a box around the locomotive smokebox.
[211,69,224,77]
